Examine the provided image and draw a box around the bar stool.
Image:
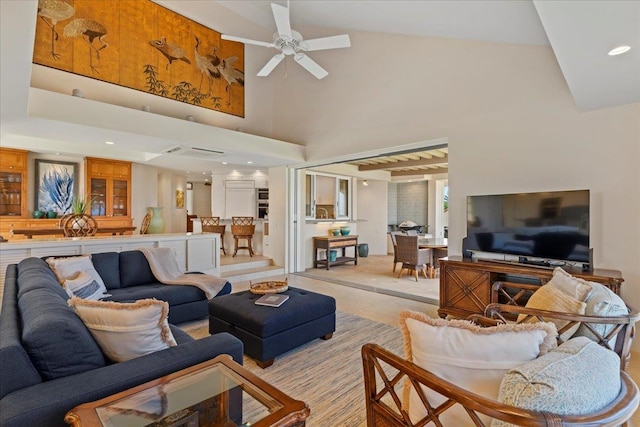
[231,216,255,257]
[201,216,226,255]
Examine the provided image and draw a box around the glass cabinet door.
[112,179,128,217]
[90,177,107,216]
[0,171,23,216]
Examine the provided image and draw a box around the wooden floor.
[224,259,640,426]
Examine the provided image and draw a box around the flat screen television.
[465,190,590,264]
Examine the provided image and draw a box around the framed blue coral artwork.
[34,159,78,214]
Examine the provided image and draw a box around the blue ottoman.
[208,287,336,368]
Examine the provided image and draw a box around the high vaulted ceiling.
[217,0,639,112]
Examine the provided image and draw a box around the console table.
[313,235,358,270]
[438,256,623,319]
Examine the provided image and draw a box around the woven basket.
[249,278,288,294]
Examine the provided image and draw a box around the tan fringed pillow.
[519,284,587,341]
[68,297,177,362]
[546,267,593,301]
[399,310,557,427]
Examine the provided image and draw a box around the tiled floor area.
[221,260,640,425]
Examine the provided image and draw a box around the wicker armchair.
[201,216,226,255]
[395,234,430,281]
[487,280,639,371]
[362,342,639,427]
[231,216,255,257]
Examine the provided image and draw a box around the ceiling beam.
[391,167,448,177]
[358,155,448,171]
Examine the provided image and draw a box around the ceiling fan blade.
[303,34,351,51]
[271,3,292,39]
[221,34,274,49]
[294,53,328,79]
[257,54,285,76]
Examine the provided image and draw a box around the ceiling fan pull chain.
[284,56,288,78]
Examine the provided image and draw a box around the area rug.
[180,311,404,426]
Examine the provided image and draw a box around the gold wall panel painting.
[33,0,245,117]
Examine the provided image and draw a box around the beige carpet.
[181,311,404,426]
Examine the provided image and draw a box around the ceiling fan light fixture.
[608,45,631,56]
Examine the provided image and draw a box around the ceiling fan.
[221,2,351,79]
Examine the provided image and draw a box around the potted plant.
[71,196,92,215]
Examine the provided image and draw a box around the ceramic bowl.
[340,226,350,236]
[32,210,45,219]
[331,229,341,236]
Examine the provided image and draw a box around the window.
[305,172,352,220]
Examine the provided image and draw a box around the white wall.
[269,29,640,348]
[356,179,388,255]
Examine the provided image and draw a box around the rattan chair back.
[139,213,151,234]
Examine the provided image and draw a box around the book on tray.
[255,294,289,307]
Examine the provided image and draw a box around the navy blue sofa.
[89,250,232,324]
[0,256,243,427]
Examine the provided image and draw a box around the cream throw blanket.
[139,247,227,299]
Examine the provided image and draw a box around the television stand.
[438,256,623,319]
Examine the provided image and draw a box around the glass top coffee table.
[65,355,309,427]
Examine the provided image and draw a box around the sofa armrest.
[0,332,243,427]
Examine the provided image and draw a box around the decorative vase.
[32,210,44,219]
[147,207,166,234]
[340,226,350,236]
[329,249,338,262]
[46,210,57,219]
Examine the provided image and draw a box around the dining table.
[418,237,448,268]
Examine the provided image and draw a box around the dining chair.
[231,216,255,257]
[139,213,151,234]
[202,217,227,255]
[388,231,403,272]
[395,234,430,281]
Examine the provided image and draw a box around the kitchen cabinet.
[85,158,132,226]
[0,148,27,219]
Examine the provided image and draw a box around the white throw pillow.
[493,337,621,427]
[399,310,557,426]
[63,271,106,300]
[546,267,593,301]
[47,255,107,300]
[68,297,177,362]
[573,281,628,344]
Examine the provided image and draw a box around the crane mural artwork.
[37,0,75,60]
[63,19,108,74]
[32,0,245,117]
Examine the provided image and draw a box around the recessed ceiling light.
[222,162,228,165]
[608,45,631,56]
[105,141,114,145]
[247,161,253,164]
[202,172,206,174]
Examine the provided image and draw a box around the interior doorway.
[288,143,449,274]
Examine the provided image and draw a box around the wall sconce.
[363,180,369,186]
[71,89,84,98]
